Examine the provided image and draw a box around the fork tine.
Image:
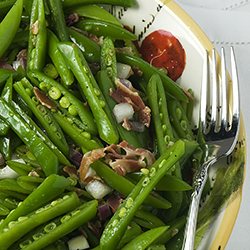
[231,46,240,127]
[200,50,208,133]
[220,47,228,131]
[211,48,218,132]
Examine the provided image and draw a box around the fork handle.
[181,161,213,250]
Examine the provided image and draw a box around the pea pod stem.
[58,42,119,144]
[100,140,186,250]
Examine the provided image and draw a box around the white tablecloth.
[174,0,250,249]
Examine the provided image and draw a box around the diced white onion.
[85,180,113,200]
[113,103,134,123]
[117,62,132,79]
[0,166,19,180]
[68,235,89,250]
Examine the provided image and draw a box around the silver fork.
[181,46,240,250]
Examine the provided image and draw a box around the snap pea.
[17,200,98,250]
[0,174,72,232]
[0,0,17,18]
[28,69,98,135]
[0,98,59,176]
[27,0,47,71]
[47,0,70,42]
[100,140,185,250]
[14,78,70,156]
[0,204,9,217]
[62,0,136,8]
[0,0,23,58]
[121,226,169,250]
[47,29,75,86]
[168,99,194,141]
[17,176,44,191]
[96,70,143,148]
[116,52,189,103]
[11,100,72,166]
[68,27,101,63]
[0,69,18,87]
[0,191,81,250]
[90,160,172,209]
[66,4,123,27]
[75,19,137,41]
[0,179,31,195]
[58,42,119,144]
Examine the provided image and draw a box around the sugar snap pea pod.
[58,42,119,144]
[0,174,72,232]
[17,200,98,250]
[0,191,81,250]
[68,27,101,63]
[116,221,142,249]
[47,29,74,86]
[0,0,23,58]
[75,19,137,41]
[47,0,70,42]
[28,70,98,135]
[0,179,31,194]
[96,70,143,148]
[0,75,13,136]
[14,78,70,156]
[0,69,18,87]
[27,0,47,71]
[11,100,72,166]
[101,36,117,82]
[100,140,185,250]
[90,160,171,209]
[62,0,136,8]
[0,204,9,217]
[147,74,174,155]
[186,88,194,123]
[154,215,186,245]
[66,4,123,27]
[168,99,194,140]
[52,110,102,153]
[0,0,17,18]
[17,176,44,191]
[116,52,189,103]
[146,244,166,250]
[134,209,166,229]
[121,226,169,250]
[126,172,192,192]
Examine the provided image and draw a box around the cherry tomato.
[140,29,186,81]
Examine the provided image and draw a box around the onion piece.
[67,235,89,250]
[113,103,134,123]
[85,180,113,200]
[117,62,133,79]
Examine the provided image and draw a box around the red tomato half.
[140,29,186,81]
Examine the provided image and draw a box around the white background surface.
[174,1,250,249]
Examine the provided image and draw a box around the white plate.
[108,0,246,249]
